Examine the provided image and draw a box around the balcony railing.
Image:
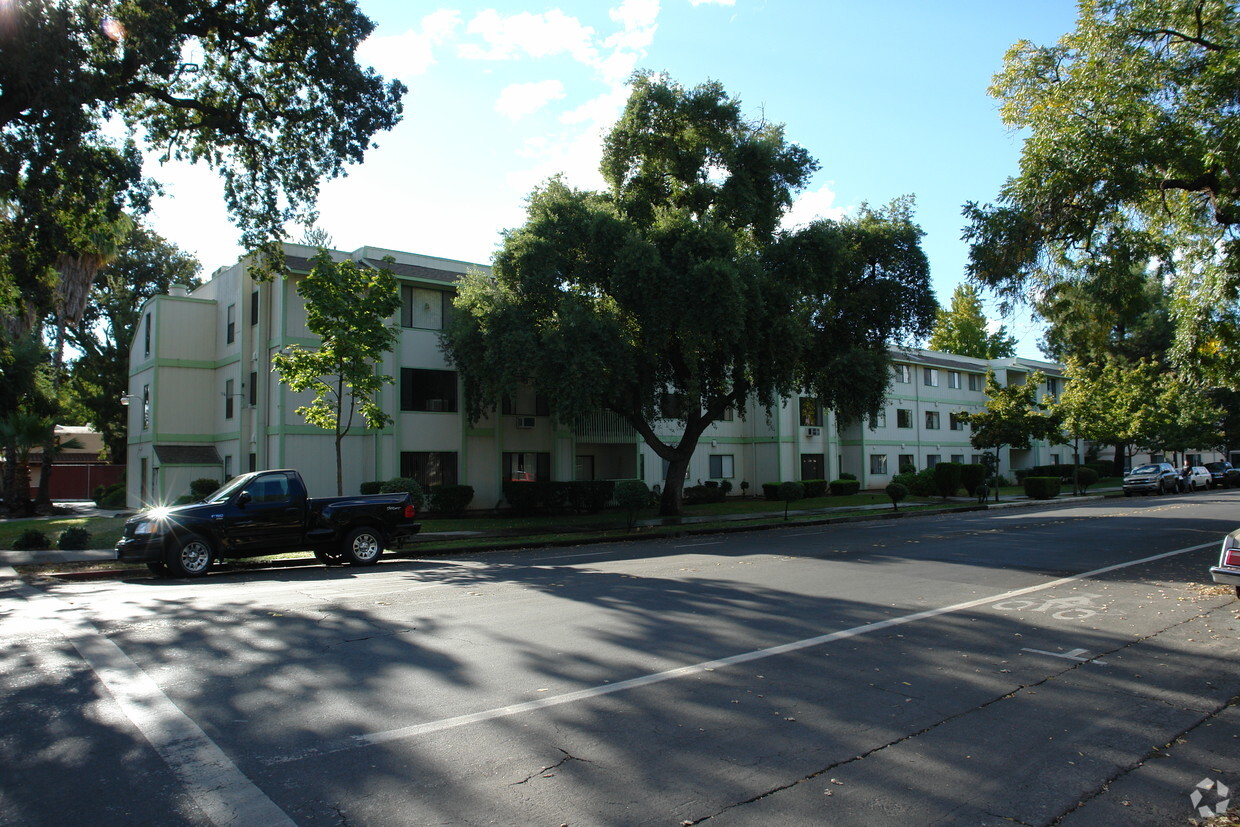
[574,410,638,444]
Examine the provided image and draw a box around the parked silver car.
[1122,462,1179,496]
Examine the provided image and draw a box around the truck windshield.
[203,474,254,504]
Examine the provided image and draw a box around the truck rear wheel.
[167,534,214,578]
[342,526,383,566]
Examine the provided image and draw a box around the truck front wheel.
[167,534,214,578]
[342,527,383,566]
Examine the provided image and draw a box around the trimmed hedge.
[828,479,860,496]
[801,479,828,498]
[501,480,617,513]
[1023,476,1061,499]
[960,463,986,495]
[933,462,963,498]
[189,477,220,501]
[359,480,383,495]
[684,484,726,505]
[762,482,782,501]
[427,484,474,514]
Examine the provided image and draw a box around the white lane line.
[268,541,1216,764]
[674,541,724,548]
[7,580,293,826]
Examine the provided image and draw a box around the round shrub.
[359,480,383,495]
[1023,476,1061,500]
[828,479,861,496]
[13,529,50,550]
[189,477,221,501]
[58,527,93,550]
[428,484,474,514]
[885,482,908,511]
[1073,467,1100,492]
[101,486,128,509]
[614,479,651,528]
[379,477,424,503]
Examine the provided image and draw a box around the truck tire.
[166,533,214,578]
[342,526,383,566]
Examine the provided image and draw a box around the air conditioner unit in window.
[426,399,446,412]
[516,416,536,429]
[806,427,820,436]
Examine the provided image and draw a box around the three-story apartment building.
[125,243,1074,508]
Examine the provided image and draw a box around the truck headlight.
[133,520,164,536]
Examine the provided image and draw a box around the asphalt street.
[1,492,1237,826]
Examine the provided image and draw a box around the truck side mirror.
[237,491,251,507]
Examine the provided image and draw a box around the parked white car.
[1182,465,1212,491]
[1211,531,1240,597]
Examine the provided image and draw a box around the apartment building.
[125,243,1073,508]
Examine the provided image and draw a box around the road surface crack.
[510,749,591,785]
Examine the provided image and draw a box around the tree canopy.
[0,0,405,330]
[963,0,1240,386]
[272,251,400,495]
[442,74,937,515]
[927,283,1016,359]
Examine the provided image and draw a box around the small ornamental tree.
[957,371,1062,503]
[777,481,805,520]
[885,482,908,512]
[615,479,652,530]
[273,251,401,495]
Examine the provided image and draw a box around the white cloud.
[688,0,736,6]
[495,80,567,121]
[612,0,660,29]
[459,9,598,64]
[781,184,849,230]
[357,9,461,80]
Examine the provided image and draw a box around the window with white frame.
[709,454,734,479]
[894,364,911,383]
[896,408,913,428]
[925,410,940,429]
[951,454,964,464]
[870,454,888,475]
[926,454,940,468]
[950,412,966,431]
[948,371,961,389]
[968,373,982,391]
[923,367,939,387]
[899,454,915,472]
[869,409,886,429]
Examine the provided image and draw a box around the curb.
[14,493,1121,583]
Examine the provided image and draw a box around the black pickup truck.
[116,469,421,577]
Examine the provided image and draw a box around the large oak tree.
[963,0,1240,386]
[442,74,936,516]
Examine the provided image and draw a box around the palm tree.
[1,412,54,516]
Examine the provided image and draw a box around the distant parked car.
[1181,465,1211,491]
[1122,462,1180,496]
[1204,461,1240,489]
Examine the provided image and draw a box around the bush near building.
[828,479,860,496]
[1023,477,1061,499]
[933,462,964,498]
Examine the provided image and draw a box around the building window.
[142,384,150,430]
[923,367,939,387]
[948,371,961,389]
[248,453,257,472]
[249,371,257,406]
[709,454,734,479]
[400,368,458,412]
[225,378,235,419]
[950,412,965,431]
[968,373,981,392]
[503,451,549,482]
[925,410,940,429]
[1050,454,1060,465]
[870,454,888,475]
[869,410,886,429]
[799,397,822,427]
[896,408,913,428]
[951,454,964,464]
[401,286,451,330]
[501,390,550,417]
[1046,376,1059,396]
[898,454,915,472]
[721,406,734,422]
[143,314,151,358]
[894,364,911,384]
[224,455,233,479]
[401,451,459,487]
[926,454,940,469]
[226,304,236,344]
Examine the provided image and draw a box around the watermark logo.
[1189,777,1230,818]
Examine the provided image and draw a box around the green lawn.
[0,516,128,551]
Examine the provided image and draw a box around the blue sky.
[146,0,1081,357]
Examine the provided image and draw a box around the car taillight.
[1225,547,1240,568]
[404,504,416,519]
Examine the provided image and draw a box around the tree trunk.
[36,314,69,506]
[659,454,690,517]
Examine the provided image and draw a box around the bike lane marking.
[1,573,294,827]
[269,540,1217,763]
